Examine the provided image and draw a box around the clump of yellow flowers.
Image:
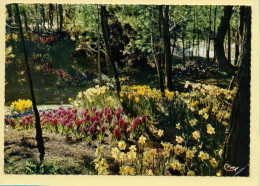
[10,99,32,113]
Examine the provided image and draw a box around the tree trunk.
[188,41,191,60]
[159,6,165,70]
[234,32,239,65]
[171,32,177,56]
[56,4,59,31]
[15,4,45,161]
[101,5,121,96]
[58,4,63,32]
[97,5,102,86]
[215,6,237,75]
[192,6,196,60]
[6,4,13,40]
[197,9,200,59]
[213,6,217,62]
[22,10,31,42]
[182,29,185,62]
[234,6,245,66]
[228,26,231,64]
[49,4,54,30]
[161,5,173,91]
[223,6,251,176]
[41,4,46,29]
[206,5,212,63]
[35,4,40,33]
[152,5,165,94]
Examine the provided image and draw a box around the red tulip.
[142,116,147,123]
[93,120,98,128]
[122,122,128,131]
[101,125,106,134]
[89,126,95,135]
[107,113,111,122]
[116,111,120,120]
[66,121,73,128]
[114,128,121,138]
[132,122,137,130]
[91,116,95,123]
[86,114,91,121]
[81,127,86,133]
[134,117,140,125]
[119,118,124,127]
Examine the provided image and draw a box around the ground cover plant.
[4,4,250,176]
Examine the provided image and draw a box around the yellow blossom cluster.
[93,158,109,175]
[10,99,32,113]
[77,85,108,103]
[161,142,173,158]
[138,135,147,145]
[121,85,164,103]
[192,131,200,141]
[118,141,127,150]
[119,165,136,175]
[174,144,185,155]
[186,147,197,160]
[198,151,210,161]
[207,124,215,135]
[143,149,157,165]
[170,159,185,174]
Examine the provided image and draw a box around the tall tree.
[192,6,196,60]
[15,3,45,161]
[41,4,46,29]
[227,26,231,64]
[6,4,14,40]
[151,5,165,93]
[22,8,31,42]
[196,7,200,59]
[182,28,185,62]
[56,4,59,31]
[223,6,251,176]
[160,5,173,91]
[101,5,121,96]
[213,6,217,62]
[234,6,245,65]
[215,6,237,75]
[49,4,54,29]
[206,5,212,63]
[96,5,102,86]
[58,4,63,32]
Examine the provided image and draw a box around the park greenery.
[4,4,250,176]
